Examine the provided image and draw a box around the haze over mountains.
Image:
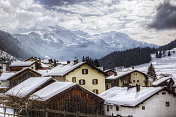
[0,26,157,60]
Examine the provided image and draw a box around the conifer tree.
[82,56,85,62]
[53,59,57,67]
[94,59,99,67]
[147,63,157,81]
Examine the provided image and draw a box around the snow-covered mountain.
[0,30,33,60]
[13,26,157,60]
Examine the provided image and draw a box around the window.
[72,77,76,83]
[133,80,135,82]
[82,69,88,74]
[162,92,166,95]
[128,115,133,117]
[93,89,99,94]
[92,79,98,85]
[142,106,145,110]
[137,80,139,82]
[79,79,85,85]
[166,102,169,107]
[107,105,110,111]
[116,105,119,111]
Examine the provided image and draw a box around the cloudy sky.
[0,0,176,45]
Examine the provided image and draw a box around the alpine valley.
[1,26,157,60]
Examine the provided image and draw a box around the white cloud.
[0,0,176,45]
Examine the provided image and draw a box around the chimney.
[74,59,78,65]
[114,73,117,76]
[136,84,140,92]
[67,61,71,64]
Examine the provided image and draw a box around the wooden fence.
[0,106,125,117]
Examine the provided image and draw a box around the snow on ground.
[0,106,15,117]
[134,49,176,83]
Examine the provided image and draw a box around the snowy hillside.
[0,50,17,62]
[134,48,176,82]
[13,26,157,60]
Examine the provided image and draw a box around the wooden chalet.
[105,70,149,89]
[30,82,104,117]
[9,61,37,71]
[25,57,40,62]
[0,68,41,91]
[104,69,117,77]
[6,77,56,98]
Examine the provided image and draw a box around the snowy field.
[134,48,176,82]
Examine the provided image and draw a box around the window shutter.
[92,79,94,84]
[79,80,81,85]
[96,79,98,84]
[83,80,85,85]
[82,69,84,74]
[72,77,74,82]
[86,69,88,74]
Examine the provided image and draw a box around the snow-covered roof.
[57,61,68,65]
[45,62,85,76]
[41,59,50,64]
[0,72,15,80]
[5,77,52,97]
[173,83,176,87]
[104,69,115,73]
[41,63,50,68]
[0,68,41,81]
[152,77,171,86]
[30,82,76,101]
[9,61,35,67]
[99,87,163,107]
[106,70,146,80]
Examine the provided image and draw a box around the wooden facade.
[9,62,36,72]
[8,68,41,89]
[34,84,104,117]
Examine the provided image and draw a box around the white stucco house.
[99,86,176,117]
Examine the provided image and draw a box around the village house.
[44,61,106,94]
[6,77,55,97]
[105,70,149,89]
[104,69,117,77]
[9,61,37,71]
[0,61,10,73]
[25,57,40,63]
[41,58,53,68]
[0,68,41,91]
[56,61,72,66]
[99,86,176,117]
[152,75,175,92]
[29,81,104,117]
